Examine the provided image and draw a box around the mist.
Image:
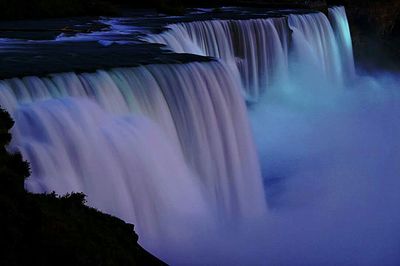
[162,70,400,265]
[2,6,400,265]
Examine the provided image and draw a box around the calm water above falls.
[1,6,399,265]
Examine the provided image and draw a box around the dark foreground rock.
[0,109,166,266]
[328,0,400,71]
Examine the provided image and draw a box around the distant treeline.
[0,0,399,21]
[2,0,398,20]
[0,0,329,19]
[0,0,229,19]
[0,0,117,19]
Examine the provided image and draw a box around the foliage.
[0,109,165,266]
[0,0,118,20]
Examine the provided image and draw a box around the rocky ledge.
[0,109,166,266]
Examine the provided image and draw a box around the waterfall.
[144,7,355,100]
[0,5,361,263]
[143,18,290,101]
[0,62,266,242]
[288,12,343,85]
[328,6,356,80]
[10,98,209,246]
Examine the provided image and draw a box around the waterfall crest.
[0,61,267,232]
[144,18,289,100]
[144,7,355,100]
[288,12,343,85]
[0,6,359,263]
[328,6,356,80]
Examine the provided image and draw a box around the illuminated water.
[1,6,399,265]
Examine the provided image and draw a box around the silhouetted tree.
[0,108,165,265]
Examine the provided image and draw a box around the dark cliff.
[328,0,400,70]
[0,109,166,266]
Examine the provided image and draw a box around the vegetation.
[0,0,398,22]
[0,0,330,19]
[0,0,186,19]
[0,109,165,266]
[0,0,118,20]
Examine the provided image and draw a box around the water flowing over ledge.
[143,6,355,101]
[2,6,396,265]
[0,61,267,252]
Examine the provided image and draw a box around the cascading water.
[1,5,399,265]
[143,7,355,100]
[144,18,289,100]
[11,98,209,247]
[288,12,343,86]
[328,6,356,80]
[0,62,267,255]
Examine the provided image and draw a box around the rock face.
[348,0,399,36]
[0,109,166,266]
[328,0,400,70]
